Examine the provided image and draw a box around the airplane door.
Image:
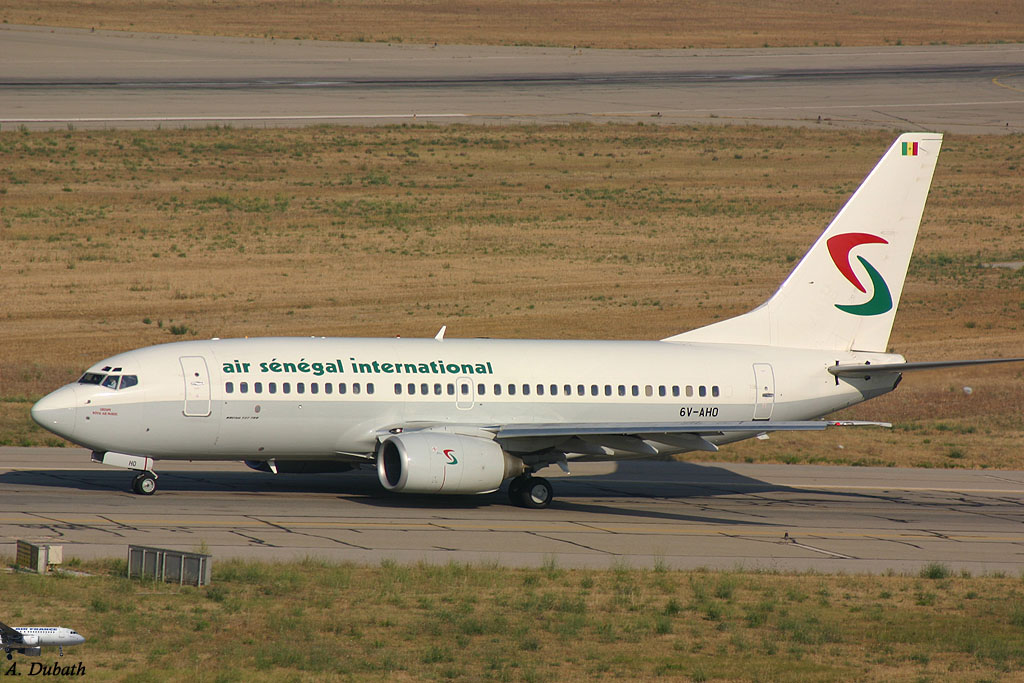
[456,376,475,410]
[180,356,212,417]
[752,363,775,420]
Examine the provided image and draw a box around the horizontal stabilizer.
[829,357,1024,377]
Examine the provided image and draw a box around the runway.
[3,447,1024,574]
[2,24,1023,132]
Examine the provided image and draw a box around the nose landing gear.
[131,471,158,495]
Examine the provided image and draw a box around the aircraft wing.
[492,420,889,456]
[0,620,24,644]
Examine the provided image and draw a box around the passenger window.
[461,384,470,395]
[120,375,139,390]
[699,385,707,397]
[632,385,639,397]
[522,384,530,396]
[645,385,653,397]
[353,383,362,395]
[367,383,374,395]
[508,384,516,396]
[672,385,680,397]
[550,384,558,396]
[712,385,720,397]
[658,385,666,397]
[434,383,442,395]
[254,382,263,394]
[269,382,277,394]
[102,375,120,390]
[686,385,694,397]
[616,385,624,396]
[324,383,332,395]
[590,385,598,396]
[240,382,249,394]
[408,383,416,395]
[536,384,544,396]
[311,383,319,395]
[494,384,502,396]
[478,383,486,395]
[297,382,305,394]
[577,384,585,396]
[283,383,291,394]
[395,383,403,395]
[338,383,347,394]
[564,384,572,396]
[447,383,455,396]
[225,382,234,394]
[420,383,429,395]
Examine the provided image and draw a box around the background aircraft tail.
[665,132,943,352]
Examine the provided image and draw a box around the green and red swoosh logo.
[442,449,458,465]
[827,232,893,316]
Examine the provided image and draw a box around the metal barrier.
[15,541,62,573]
[128,545,212,586]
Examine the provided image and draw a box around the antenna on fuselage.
[434,325,447,341]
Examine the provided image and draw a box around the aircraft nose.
[31,385,78,439]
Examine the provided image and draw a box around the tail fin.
[664,132,942,352]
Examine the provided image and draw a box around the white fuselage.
[7,627,85,651]
[31,337,902,463]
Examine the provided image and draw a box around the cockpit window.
[79,372,105,385]
[101,375,120,389]
[120,375,139,389]
[79,372,140,390]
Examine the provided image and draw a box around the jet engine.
[377,432,524,494]
[20,647,41,657]
[18,636,39,647]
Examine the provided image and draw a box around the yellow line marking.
[2,517,1023,542]
[992,73,1024,94]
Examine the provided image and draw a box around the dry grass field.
[2,124,1023,467]
[3,0,1024,49]
[1,557,1023,681]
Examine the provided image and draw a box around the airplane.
[0,620,85,659]
[30,132,1022,509]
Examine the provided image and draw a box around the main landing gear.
[131,471,158,495]
[508,474,554,509]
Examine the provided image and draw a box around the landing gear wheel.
[132,472,157,495]
[507,475,529,505]
[517,477,553,509]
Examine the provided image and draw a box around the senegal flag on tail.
[902,141,919,156]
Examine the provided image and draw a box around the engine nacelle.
[18,636,39,647]
[244,460,355,474]
[20,647,41,656]
[377,432,524,494]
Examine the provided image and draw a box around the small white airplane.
[30,133,1022,508]
[0,620,85,659]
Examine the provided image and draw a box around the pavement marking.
[0,113,468,124]
[4,517,1024,542]
[992,73,1024,94]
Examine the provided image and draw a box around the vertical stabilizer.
[665,133,942,352]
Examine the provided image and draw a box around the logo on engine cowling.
[442,449,458,465]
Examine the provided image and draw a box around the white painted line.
[0,113,468,123]
[598,99,1024,117]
